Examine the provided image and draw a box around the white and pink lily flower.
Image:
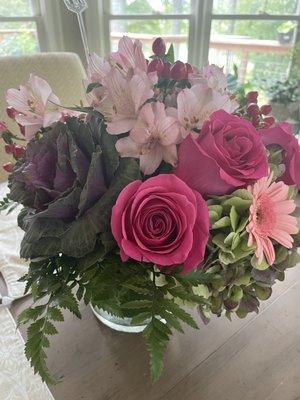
[170,83,238,138]
[189,64,228,93]
[109,36,148,76]
[105,69,154,135]
[5,74,77,140]
[116,102,180,175]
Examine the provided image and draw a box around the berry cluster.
[245,91,274,128]
[148,37,192,81]
[0,119,25,173]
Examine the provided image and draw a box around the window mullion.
[190,0,213,67]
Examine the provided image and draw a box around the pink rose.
[260,122,300,188]
[175,110,268,197]
[111,174,209,273]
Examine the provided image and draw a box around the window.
[86,1,299,84]
[0,0,43,56]
[210,0,300,89]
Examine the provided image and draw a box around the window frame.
[0,0,67,56]
[85,0,300,71]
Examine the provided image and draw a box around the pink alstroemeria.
[110,36,147,76]
[189,64,228,93]
[6,74,62,140]
[172,83,237,138]
[105,69,154,135]
[116,102,180,175]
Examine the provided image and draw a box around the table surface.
[6,262,300,400]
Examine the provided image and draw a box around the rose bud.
[14,145,26,159]
[18,124,25,136]
[260,104,272,115]
[3,162,14,173]
[4,143,15,154]
[147,58,164,75]
[161,61,171,79]
[247,103,260,117]
[6,107,17,119]
[170,61,187,80]
[263,116,275,127]
[246,91,258,103]
[152,37,166,57]
[0,121,7,132]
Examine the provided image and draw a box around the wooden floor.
[8,263,300,400]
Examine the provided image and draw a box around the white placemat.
[0,181,55,400]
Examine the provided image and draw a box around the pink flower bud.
[6,107,17,119]
[246,91,258,103]
[3,162,14,173]
[0,121,7,132]
[247,103,260,117]
[161,61,171,79]
[152,37,166,57]
[260,104,272,115]
[14,145,26,159]
[263,116,275,127]
[170,61,187,80]
[147,58,164,75]
[4,143,15,154]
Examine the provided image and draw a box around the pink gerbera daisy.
[246,175,298,265]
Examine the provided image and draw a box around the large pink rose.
[260,122,300,188]
[111,174,209,273]
[174,110,268,197]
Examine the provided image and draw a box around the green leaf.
[58,290,81,318]
[130,312,152,325]
[43,321,58,335]
[160,299,199,330]
[17,305,46,325]
[212,216,231,229]
[143,318,169,382]
[86,82,101,93]
[121,300,153,309]
[158,309,184,333]
[48,307,64,322]
[77,245,106,271]
[164,44,174,63]
[251,255,270,270]
[222,197,252,212]
[230,206,239,231]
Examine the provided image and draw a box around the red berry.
[161,61,171,79]
[6,107,17,119]
[170,61,187,80]
[14,145,26,159]
[263,116,275,126]
[260,104,272,115]
[4,143,15,154]
[252,116,261,128]
[247,103,260,117]
[152,38,166,57]
[246,91,258,103]
[0,121,6,132]
[147,58,164,75]
[3,162,13,173]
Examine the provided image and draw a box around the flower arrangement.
[1,36,300,383]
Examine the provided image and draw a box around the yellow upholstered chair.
[0,52,87,182]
